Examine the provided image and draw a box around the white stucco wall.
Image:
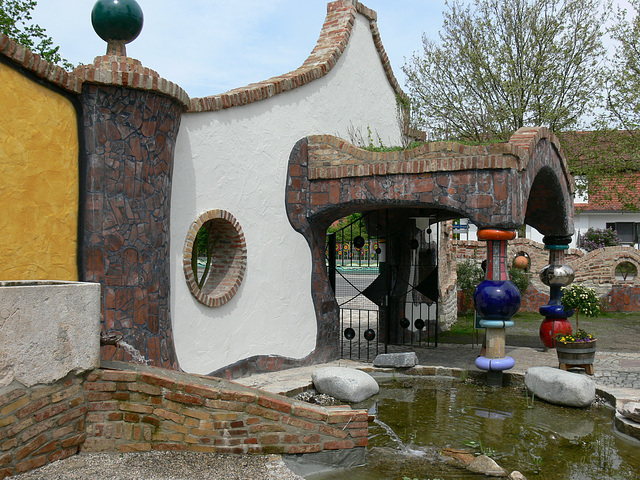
[171,14,403,374]
[574,212,640,248]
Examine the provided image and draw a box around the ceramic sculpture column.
[539,235,574,348]
[474,229,520,386]
[76,0,189,368]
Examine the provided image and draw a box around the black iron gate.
[327,210,439,361]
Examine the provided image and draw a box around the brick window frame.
[183,210,247,307]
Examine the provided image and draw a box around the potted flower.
[555,284,600,375]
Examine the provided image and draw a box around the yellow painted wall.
[0,62,79,280]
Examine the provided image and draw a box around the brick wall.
[0,377,86,479]
[82,369,367,456]
[0,366,368,478]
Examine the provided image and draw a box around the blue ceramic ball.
[473,279,521,320]
[92,0,144,43]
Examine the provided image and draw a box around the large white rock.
[312,367,379,403]
[0,281,101,387]
[525,366,595,408]
[373,352,418,368]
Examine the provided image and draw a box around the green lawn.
[440,311,639,352]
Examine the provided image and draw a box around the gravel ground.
[10,452,304,480]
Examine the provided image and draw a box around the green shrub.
[456,259,484,313]
[509,267,530,294]
[578,227,620,251]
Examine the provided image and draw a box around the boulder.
[525,366,595,408]
[618,402,640,423]
[312,367,379,403]
[373,352,419,368]
[508,472,527,480]
[467,455,508,477]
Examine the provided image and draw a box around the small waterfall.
[373,417,427,457]
[116,340,150,365]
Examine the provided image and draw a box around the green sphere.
[91,0,144,43]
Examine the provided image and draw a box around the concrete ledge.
[0,280,101,387]
[614,413,640,443]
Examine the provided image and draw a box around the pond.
[308,375,640,480]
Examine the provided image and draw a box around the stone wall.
[79,84,183,370]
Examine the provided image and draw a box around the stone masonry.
[80,84,183,369]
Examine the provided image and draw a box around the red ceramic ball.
[513,255,529,270]
[539,318,572,348]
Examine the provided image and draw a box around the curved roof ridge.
[188,0,407,113]
[508,126,572,184]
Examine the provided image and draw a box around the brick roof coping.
[188,0,406,113]
[306,127,572,181]
[0,33,190,108]
[74,55,190,108]
[0,32,83,93]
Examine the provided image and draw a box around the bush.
[578,227,620,252]
[456,260,484,313]
[561,283,600,331]
[508,267,530,294]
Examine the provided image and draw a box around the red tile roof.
[558,131,640,212]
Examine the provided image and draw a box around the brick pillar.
[76,56,188,369]
[473,229,520,386]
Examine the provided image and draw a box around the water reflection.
[311,376,640,480]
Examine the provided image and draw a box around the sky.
[29,0,448,98]
[31,0,633,99]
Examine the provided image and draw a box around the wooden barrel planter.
[557,340,596,375]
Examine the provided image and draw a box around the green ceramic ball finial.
[91,0,144,56]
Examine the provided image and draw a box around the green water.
[310,376,640,480]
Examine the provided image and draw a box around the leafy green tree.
[604,0,640,132]
[0,0,73,69]
[456,259,484,313]
[327,213,369,244]
[403,0,607,142]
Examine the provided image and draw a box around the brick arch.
[509,128,574,236]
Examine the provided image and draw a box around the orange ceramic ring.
[477,228,517,241]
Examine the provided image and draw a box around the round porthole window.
[183,210,247,307]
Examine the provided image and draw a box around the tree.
[604,0,640,132]
[555,2,640,212]
[0,0,72,69]
[402,0,607,142]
